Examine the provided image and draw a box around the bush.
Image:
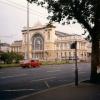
[0,52,24,64]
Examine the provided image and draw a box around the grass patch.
[0,60,75,68]
[41,60,70,65]
[0,63,20,68]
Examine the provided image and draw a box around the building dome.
[33,21,43,29]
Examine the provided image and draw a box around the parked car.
[20,59,42,68]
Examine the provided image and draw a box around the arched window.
[32,33,44,50]
[34,37,42,50]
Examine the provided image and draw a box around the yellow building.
[21,22,91,61]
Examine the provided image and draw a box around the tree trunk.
[90,38,99,82]
[90,0,100,82]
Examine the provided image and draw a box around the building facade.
[0,42,10,52]
[21,22,91,61]
[11,40,23,54]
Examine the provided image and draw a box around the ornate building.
[22,22,91,61]
[11,40,23,54]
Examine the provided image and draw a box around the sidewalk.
[16,82,100,100]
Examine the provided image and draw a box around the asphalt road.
[0,63,91,100]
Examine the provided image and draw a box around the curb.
[14,82,75,100]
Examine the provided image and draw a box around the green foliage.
[28,0,100,82]
[41,60,69,65]
[0,52,24,64]
[27,0,100,39]
[0,63,20,68]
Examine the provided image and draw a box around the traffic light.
[70,42,76,49]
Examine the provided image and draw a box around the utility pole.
[26,1,29,59]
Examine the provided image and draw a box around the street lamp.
[75,41,78,86]
[26,1,29,59]
[71,41,78,86]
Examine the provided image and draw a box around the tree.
[13,53,24,63]
[0,52,24,64]
[0,52,8,64]
[0,52,13,64]
[27,0,100,82]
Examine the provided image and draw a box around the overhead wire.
[0,0,48,18]
[4,0,48,16]
[0,33,21,38]
[0,0,48,38]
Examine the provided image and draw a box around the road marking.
[2,89,35,92]
[32,77,56,82]
[51,67,62,69]
[44,81,50,88]
[58,79,67,82]
[47,70,61,73]
[15,78,89,100]
[14,82,75,100]
[80,72,86,74]
[0,74,27,79]
[72,68,81,71]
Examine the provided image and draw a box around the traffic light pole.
[75,41,78,86]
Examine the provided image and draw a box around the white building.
[11,40,23,54]
[0,42,10,52]
[21,22,91,61]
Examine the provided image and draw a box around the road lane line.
[32,77,56,82]
[2,89,35,92]
[14,82,75,100]
[0,74,27,79]
[31,72,69,82]
[47,70,61,73]
[57,79,67,82]
[15,78,90,100]
[44,81,50,88]
[80,72,86,74]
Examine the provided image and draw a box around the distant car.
[20,59,42,68]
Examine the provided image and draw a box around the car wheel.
[22,66,26,68]
[29,65,31,68]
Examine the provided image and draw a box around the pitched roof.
[55,31,70,37]
[22,22,55,32]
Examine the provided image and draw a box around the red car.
[20,59,41,68]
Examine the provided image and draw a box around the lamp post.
[71,41,78,86]
[26,1,29,59]
[75,41,78,86]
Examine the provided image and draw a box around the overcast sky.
[0,0,84,44]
